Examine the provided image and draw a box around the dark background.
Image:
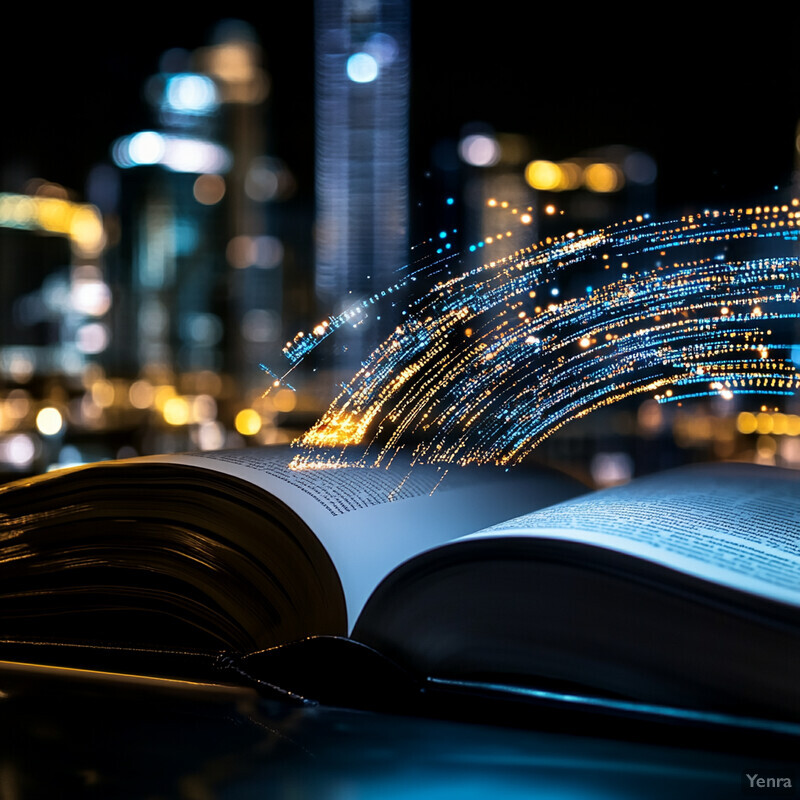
[2,6,799,218]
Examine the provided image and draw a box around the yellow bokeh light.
[91,379,115,409]
[69,205,106,256]
[273,389,297,413]
[205,42,257,85]
[584,162,623,193]
[556,161,583,191]
[163,397,190,426]
[201,41,269,104]
[755,411,773,435]
[737,411,757,434]
[36,197,72,235]
[0,194,105,256]
[129,380,155,410]
[153,385,177,412]
[739,412,800,437]
[525,160,563,191]
[235,408,262,435]
[771,413,788,435]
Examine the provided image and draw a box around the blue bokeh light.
[346,52,379,83]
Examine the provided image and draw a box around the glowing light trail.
[281,204,800,469]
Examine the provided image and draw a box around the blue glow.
[364,32,398,65]
[174,219,199,255]
[288,205,800,468]
[346,52,379,83]
[164,74,219,114]
[126,131,165,166]
[428,678,800,737]
[111,132,231,174]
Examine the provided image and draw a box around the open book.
[1,446,799,723]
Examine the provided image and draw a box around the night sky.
[3,6,800,217]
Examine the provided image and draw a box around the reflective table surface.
[0,660,797,799]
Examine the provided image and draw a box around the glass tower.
[314,0,410,373]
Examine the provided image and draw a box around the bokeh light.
[35,407,63,436]
[346,52,379,83]
[234,408,262,436]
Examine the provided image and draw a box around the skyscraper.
[314,0,410,374]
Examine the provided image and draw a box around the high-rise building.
[314,0,410,374]
[111,21,287,397]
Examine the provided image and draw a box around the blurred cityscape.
[1,8,800,486]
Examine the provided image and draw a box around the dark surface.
[0,659,798,799]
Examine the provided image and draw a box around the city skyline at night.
[3,7,799,212]
[1,6,800,479]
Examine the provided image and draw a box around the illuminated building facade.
[0,187,108,379]
[111,22,286,397]
[314,0,410,371]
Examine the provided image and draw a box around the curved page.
[153,448,585,629]
[468,462,800,607]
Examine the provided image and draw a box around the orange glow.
[584,162,623,193]
[234,408,262,436]
[525,160,563,191]
[0,192,105,256]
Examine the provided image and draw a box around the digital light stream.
[275,204,800,469]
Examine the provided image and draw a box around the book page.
[470,462,800,606]
[147,448,585,628]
